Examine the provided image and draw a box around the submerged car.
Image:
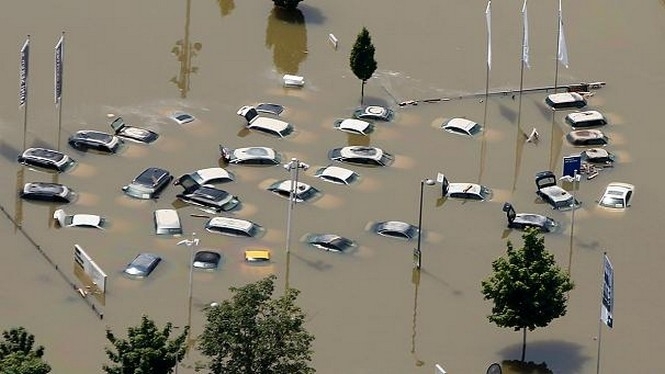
[581,148,615,166]
[205,217,262,238]
[313,165,360,185]
[328,146,394,167]
[122,167,172,200]
[255,103,285,116]
[440,174,492,201]
[441,117,483,137]
[333,118,374,136]
[545,92,587,109]
[20,182,74,203]
[153,209,182,235]
[535,171,580,210]
[17,147,76,173]
[171,111,196,125]
[564,110,607,128]
[53,209,105,229]
[502,203,558,233]
[124,253,161,278]
[110,117,159,144]
[373,220,419,241]
[244,248,271,263]
[598,182,635,209]
[237,105,294,138]
[566,129,609,147]
[68,130,123,153]
[267,180,319,203]
[305,233,356,253]
[220,145,281,166]
[193,250,222,270]
[352,105,394,121]
[174,167,234,186]
[176,184,240,213]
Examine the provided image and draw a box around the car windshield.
[599,196,625,208]
[468,123,482,135]
[135,169,166,186]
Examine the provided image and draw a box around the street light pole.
[415,179,435,270]
[177,232,199,351]
[283,158,309,290]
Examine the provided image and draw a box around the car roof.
[154,209,181,227]
[269,180,313,193]
[339,146,384,161]
[194,167,233,181]
[547,92,585,103]
[247,117,291,132]
[234,147,276,160]
[245,249,270,261]
[24,147,66,161]
[448,183,484,194]
[566,110,605,122]
[443,117,478,131]
[605,182,635,195]
[207,216,254,230]
[24,182,67,194]
[567,129,606,140]
[315,166,356,181]
[336,118,372,131]
[376,220,416,233]
[194,250,221,262]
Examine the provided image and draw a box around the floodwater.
[0,0,663,373]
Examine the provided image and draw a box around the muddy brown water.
[0,0,663,373]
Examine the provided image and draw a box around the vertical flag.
[521,0,530,68]
[486,0,492,70]
[600,253,614,328]
[19,36,30,107]
[54,34,64,104]
[557,0,569,68]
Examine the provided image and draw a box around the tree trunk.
[521,327,527,362]
[360,80,365,105]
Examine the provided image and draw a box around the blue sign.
[562,155,582,178]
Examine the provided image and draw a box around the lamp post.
[283,158,309,290]
[414,179,435,270]
[568,170,580,274]
[176,232,199,349]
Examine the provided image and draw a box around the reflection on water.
[265,8,307,74]
[216,0,235,17]
[170,0,202,98]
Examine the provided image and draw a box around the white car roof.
[605,182,634,196]
[154,209,181,228]
[540,185,574,203]
[195,167,233,182]
[340,146,384,161]
[547,92,584,104]
[207,217,254,231]
[566,110,605,123]
[234,147,276,160]
[336,119,372,133]
[444,117,478,131]
[270,180,313,193]
[248,117,291,132]
[316,166,356,182]
[448,182,484,195]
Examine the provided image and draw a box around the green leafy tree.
[481,228,574,362]
[350,27,378,104]
[198,275,315,374]
[271,0,303,10]
[103,315,189,374]
[0,327,51,374]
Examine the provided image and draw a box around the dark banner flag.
[600,253,614,328]
[54,34,64,104]
[19,37,30,107]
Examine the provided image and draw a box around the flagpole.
[479,0,492,183]
[20,35,30,151]
[549,0,563,170]
[513,0,528,192]
[56,32,65,151]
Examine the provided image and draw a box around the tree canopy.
[0,327,51,374]
[349,27,378,104]
[481,228,574,361]
[271,0,303,10]
[198,275,315,374]
[103,315,189,374]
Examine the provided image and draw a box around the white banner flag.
[19,37,30,107]
[557,0,569,68]
[486,0,492,70]
[54,34,64,104]
[600,253,614,328]
[521,0,530,69]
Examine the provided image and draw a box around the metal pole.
[567,170,577,274]
[284,158,297,290]
[415,180,426,270]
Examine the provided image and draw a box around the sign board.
[435,364,447,374]
[74,244,107,293]
[562,154,582,178]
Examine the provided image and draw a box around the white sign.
[74,244,107,293]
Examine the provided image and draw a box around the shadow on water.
[290,252,333,271]
[266,8,307,75]
[0,140,21,162]
[499,103,518,123]
[419,268,463,296]
[298,4,325,25]
[497,340,589,374]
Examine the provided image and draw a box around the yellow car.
[244,249,271,263]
